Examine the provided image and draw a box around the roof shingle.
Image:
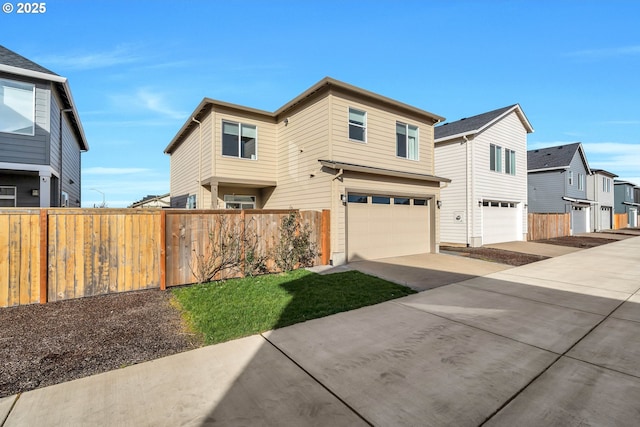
[527,142,581,171]
[0,45,57,76]
[434,104,517,140]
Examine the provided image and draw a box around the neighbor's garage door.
[571,206,589,234]
[482,201,521,245]
[347,194,430,261]
[600,207,612,230]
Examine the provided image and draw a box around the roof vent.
[547,153,551,156]
[534,150,539,153]
[558,146,563,149]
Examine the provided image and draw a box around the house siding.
[60,112,81,206]
[434,139,468,244]
[211,106,276,184]
[528,170,567,213]
[587,172,615,230]
[565,152,589,200]
[169,124,201,208]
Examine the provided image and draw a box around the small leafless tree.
[273,211,318,272]
[189,216,242,283]
[243,217,269,277]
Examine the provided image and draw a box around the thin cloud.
[36,45,142,71]
[109,89,188,120]
[567,45,640,59]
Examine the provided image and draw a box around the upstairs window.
[490,144,502,172]
[505,149,516,175]
[568,171,574,186]
[578,173,584,191]
[0,79,35,136]
[222,121,257,159]
[396,122,419,160]
[348,108,366,142]
[603,177,611,192]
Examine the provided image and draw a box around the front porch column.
[39,171,52,207]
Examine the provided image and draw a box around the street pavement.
[2,237,639,426]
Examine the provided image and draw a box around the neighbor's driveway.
[316,252,511,291]
[3,238,640,426]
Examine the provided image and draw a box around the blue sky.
[2,0,639,207]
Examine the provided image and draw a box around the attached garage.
[571,205,590,234]
[346,194,431,261]
[481,200,522,245]
[600,206,612,230]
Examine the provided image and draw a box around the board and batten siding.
[471,111,528,241]
[434,140,468,244]
[0,75,50,165]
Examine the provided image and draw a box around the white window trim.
[568,171,574,186]
[578,173,584,191]
[223,194,256,209]
[396,122,420,161]
[0,186,17,207]
[505,149,516,175]
[221,120,258,160]
[490,144,502,172]
[0,78,36,136]
[348,108,367,143]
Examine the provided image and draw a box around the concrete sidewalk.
[3,238,640,426]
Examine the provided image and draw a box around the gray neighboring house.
[0,45,88,207]
[527,142,593,234]
[614,179,639,227]
[587,169,617,231]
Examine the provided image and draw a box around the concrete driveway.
[3,238,640,426]
[313,252,511,291]
[485,240,582,257]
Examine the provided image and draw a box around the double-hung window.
[490,144,502,172]
[348,108,366,142]
[0,79,35,136]
[222,121,257,159]
[568,171,574,186]
[603,177,611,192]
[505,149,516,175]
[396,122,419,160]
[578,173,584,191]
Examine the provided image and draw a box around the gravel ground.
[0,290,200,398]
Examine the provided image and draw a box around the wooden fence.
[527,213,571,240]
[614,213,628,230]
[0,208,330,308]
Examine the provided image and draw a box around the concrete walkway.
[485,240,582,257]
[3,238,640,426]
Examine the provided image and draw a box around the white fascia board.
[0,64,66,83]
[434,131,476,143]
[527,166,569,173]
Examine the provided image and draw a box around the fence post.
[321,209,330,265]
[160,210,166,290]
[39,209,48,304]
[240,210,246,277]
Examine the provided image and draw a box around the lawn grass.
[172,269,416,345]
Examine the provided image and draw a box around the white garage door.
[482,201,521,245]
[571,206,590,234]
[630,208,638,228]
[600,207,612,230]
[347,194,430,261]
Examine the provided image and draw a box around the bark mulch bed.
[534,235,619,248]
[440,246,549,266]
[0,290,201,398]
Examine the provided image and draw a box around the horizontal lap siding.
[264,96,331,210]
[170,123,201,207]
[213,108,277,184]
[331,95,435,175]
[435,140,467,244]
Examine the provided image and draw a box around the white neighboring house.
[587,169,617,231]
[434,104,533,247]
[128,193,170,209]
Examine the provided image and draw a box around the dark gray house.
[614,180,639,227]
[0,45,88,207]
[527,142,593,234]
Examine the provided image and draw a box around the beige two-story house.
[164,77,450,265]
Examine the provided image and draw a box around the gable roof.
[0,45,57,76]
[591,169,618,178]
[527,142,591,174]
[164,77,445,154]
[0,45,88,151]
[434,104,533,142]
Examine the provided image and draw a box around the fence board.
[528,213,571,240]
[0,208,326,307]
[614,213,628,230]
